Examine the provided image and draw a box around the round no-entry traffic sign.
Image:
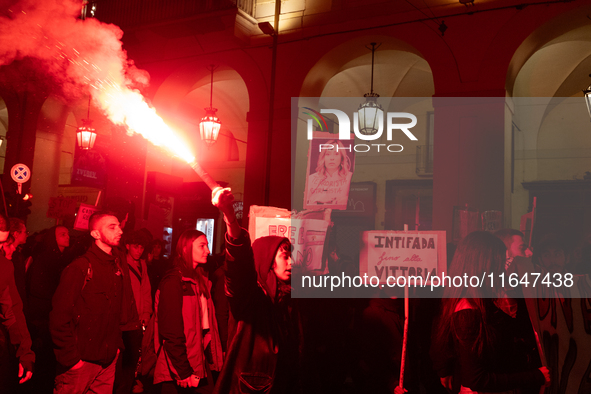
[11,164,31,194]
[11,164,30,183]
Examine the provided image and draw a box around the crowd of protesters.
[0,188,589,394]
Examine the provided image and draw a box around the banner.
[304,132,355,211]
[360,231,446,285]
[47,196,77,219]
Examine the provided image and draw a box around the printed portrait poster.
[304,132,356,211]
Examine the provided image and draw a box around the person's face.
[55,227,70,249]
[192,235,210,266]
[273,245,292,282]
[93,216,123,247]
[14,226,28,246]
[508,235,526,258]
[127,244,144,260]
[323,148,341,171]
[540,247,566,272]
[152,243,162,258]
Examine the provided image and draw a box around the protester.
[153,229,223,393]
[50,211,127,393]
[494,229,532,272]
[212,187,300,394]
[434,231,550,393]
[114,231,152,394]
[26,225,72,393]
[3,218,29,313]
[0,212,34,392]
[146,239,170,303]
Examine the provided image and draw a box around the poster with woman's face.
[304,135,356,210]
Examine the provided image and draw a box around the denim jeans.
[54,354,119,394]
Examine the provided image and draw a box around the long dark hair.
[436,231,507,357]
[173,229,210,299]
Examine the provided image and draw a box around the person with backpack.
[50,211,128,393]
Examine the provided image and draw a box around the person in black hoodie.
[50,211,127,393]
[212,187,300,394]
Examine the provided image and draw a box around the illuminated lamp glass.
[76,120,97,150]
[358,93,383,135]
[199,108,221,147]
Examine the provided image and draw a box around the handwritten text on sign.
[73,203,100,231]
[254,217,329,272]
[360,231,446,284]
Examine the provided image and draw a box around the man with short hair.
[50,211,126,393]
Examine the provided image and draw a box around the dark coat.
[27,226,72,323]
[153,267,224,383]
[213,230,299,394]
[50,243,126,368]
[0,254,35,371]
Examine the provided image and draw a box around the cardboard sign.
[360,231,447,285]
[254,217,329,272]
[304,132,355,211]
[47,196,78,219]
[73,203,100,231]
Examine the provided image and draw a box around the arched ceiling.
[321,49,434,98]
[513,25,591,98]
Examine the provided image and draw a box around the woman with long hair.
[154,230,223,393]
[434,231,550,394]
[307,140,353,206]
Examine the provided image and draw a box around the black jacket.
[50,243,126,367]
[213,230,300,394]
[27,226,73,322]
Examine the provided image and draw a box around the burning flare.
[1,0,220,188]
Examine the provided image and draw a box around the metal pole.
[264,0,281,206]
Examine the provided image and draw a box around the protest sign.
[47,196,77,219]
[304,132,355,211]
[254,217,329,273]
[249,205,331,273]
[360,230,446,285]
[73,203,100,231]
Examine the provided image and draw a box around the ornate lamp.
[199,65,221,147]
[76,96,97,150]
[358,43,384,135]
[584,76,591,121]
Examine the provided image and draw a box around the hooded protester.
[212,188,300,394]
